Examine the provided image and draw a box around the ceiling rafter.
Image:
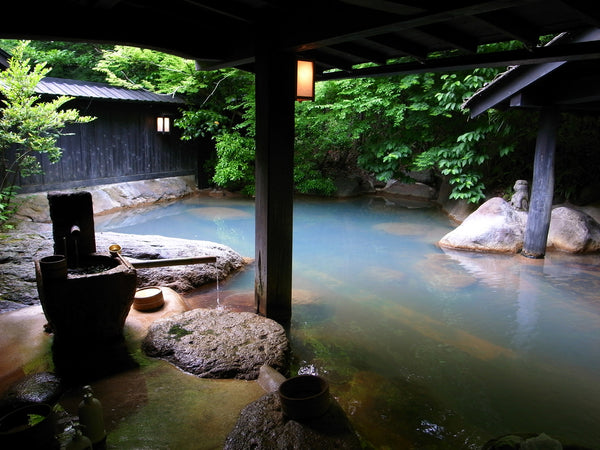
[365,33,429,60]
[2,0,599,80]
[329,40,392,65]
[558,0,600,27]
[302,49,355,72]
[179,0,256,23]
[338,0,426,16]
[417,23,478,53]
[474,10,540,48]
[316,45,371,67]
[289,0,540,53]
[319,39,600,81]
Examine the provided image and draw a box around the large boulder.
[547,206,600,253]
[439,198,600,254]
[0,223,245,313]
[96,231,246,292]
[141,308,289,380]
[439,197,527,253]
[14,176,198,222]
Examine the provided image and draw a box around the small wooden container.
[133,287,165,311]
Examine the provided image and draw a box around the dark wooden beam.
[321,40,600,82]
[254,24,295,324]
[509,92,544,108]
[560,0,600,27]
[466,61,566,116]
[302,49,355,72]
[339,0,426,15]
[367,33,429,60]
[522,107,559,259]
[290,0,538,52]
[474,10,539,48]
[550,74,600,105]
[418,24,478,53]
[463,28,600,116]
[329,41,388,65]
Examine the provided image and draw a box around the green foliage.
[0,40,110,82]
[292,59,534,203]
[213,131,256,195]
[0,186,18,228]
[0,40,111,82]
[11,39,597,205]
[0,41,94,227]
[94,46,201,95]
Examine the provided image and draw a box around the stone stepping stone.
[141,309,288,380]
[0,372,64,416]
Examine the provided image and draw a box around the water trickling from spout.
[73,238,80,268]
[215,258,221,309]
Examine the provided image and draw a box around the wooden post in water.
[522,107,559,259]
[253,21,295,324]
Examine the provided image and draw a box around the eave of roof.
[463,28,600,117]
[35,77,185,104]
[3,1,600,81]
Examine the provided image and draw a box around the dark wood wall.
[14,99,206,193]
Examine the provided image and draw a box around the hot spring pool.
[96,194,600,448]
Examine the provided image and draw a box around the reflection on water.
[96,195,600,448]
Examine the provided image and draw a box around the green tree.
[293,66,525,203]
[0,39,110,82]
[0,41,94,226]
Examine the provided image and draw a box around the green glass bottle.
[78,385,106,447]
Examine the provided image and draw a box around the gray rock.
[381,179,437,200]
[333,174,374,197]
[548,206,600,253]
[224,392,362,450]
[0,223,245,313]
[257,365,287,393]
[97,231,245,292]
[14,176,198,222]
[141,308,289,380]
[439,197,600,254]
[0,372,64,416]
[439,197,527,253]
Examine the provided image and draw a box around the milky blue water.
[96,195,600,449]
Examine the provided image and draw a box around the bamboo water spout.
[108,244,217,269]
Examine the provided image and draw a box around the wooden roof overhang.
[3,1,600,322]
[463,28,600,117]
[2,1,600,79]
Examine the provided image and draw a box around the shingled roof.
[35,77,185,104]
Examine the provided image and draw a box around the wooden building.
[1,73,201,193]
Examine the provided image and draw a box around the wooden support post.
[522,107,559,259]
[254,32,296,324]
